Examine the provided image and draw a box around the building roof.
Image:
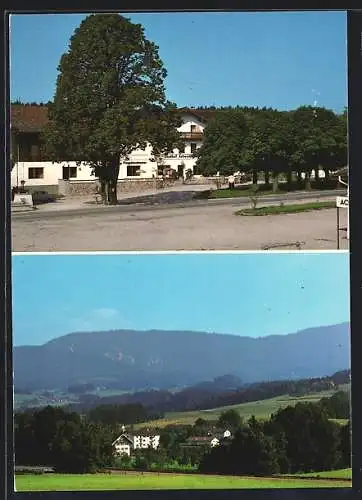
[10,104,212,134]
[112,433,133,446]
[186,436,212,443]
[11,105,49,133]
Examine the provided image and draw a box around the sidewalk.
[27,184,211,213]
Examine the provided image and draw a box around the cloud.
[93,308,119,320]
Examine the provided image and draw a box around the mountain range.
[13,323,350,392]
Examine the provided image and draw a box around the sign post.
[336,205,340,250]
[336,195,349,248]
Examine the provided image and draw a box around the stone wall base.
[49,176,226,198]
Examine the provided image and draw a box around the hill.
[13,323,350,392]
[134,387,350,429]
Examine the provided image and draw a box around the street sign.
[336,196,349,208]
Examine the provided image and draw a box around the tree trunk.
[324,168,330,182]
[297,170,303,186]
[107,177,118,205]
[98,158,120,205]
[272,172,279,193]
[286,171,293,189]
[304,170,311,191]
[100,181,107,204]
[314,166,320,187]
[264,170,270,187]
[252,169,258,185]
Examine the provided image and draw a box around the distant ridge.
[14,323,350,391]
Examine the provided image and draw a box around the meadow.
[293,469,351,480]
[135,389,340,429]
[15,470,352,491]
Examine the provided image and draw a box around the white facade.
[113,433,161,457]
[113,435,133,457]
[114,442,132,457]
[133,435,160,450]
[11,114,205,189]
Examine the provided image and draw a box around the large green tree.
[199,424,280,476]
[217,409,242,431]
[43,14,180,204]
[269,402,341,473]
[194,109,249,176]
[289,106,345,189]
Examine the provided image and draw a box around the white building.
[112,433,161,457]
[11,105,206,191]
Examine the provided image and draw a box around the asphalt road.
[12,190,349,252]
[11,189,346,221]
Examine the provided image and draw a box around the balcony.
[180,131,203,141]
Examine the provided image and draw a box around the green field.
[15,472,351,491]
[135,389,340,429]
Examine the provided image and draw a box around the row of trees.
[195,106,347,191]
[200,404,350,476]
[15,390,350,475]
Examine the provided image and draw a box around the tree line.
[194,105,347,191]
[15,390,350,475]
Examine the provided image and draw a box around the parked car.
[31,191,56,205]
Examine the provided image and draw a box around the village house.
[112,432,161,457]
[10,104,206,193]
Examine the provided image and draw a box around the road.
[12,190,349,252]
[12,189,345,221]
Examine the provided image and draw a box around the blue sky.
[10,11,347,111]
[12,252,350,346]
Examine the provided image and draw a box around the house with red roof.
[10,104,207,192]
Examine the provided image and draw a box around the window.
[190,124,196,132]
[190,143,197,154]
[127,165,141,176]
[62,166,77,179]
[28,167,44,179]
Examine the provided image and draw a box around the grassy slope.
[135,389,342,429]
[15,473,351,491]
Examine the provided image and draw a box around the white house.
[112,433,161,457]
[11,104,206,191]
[113,434,134,457]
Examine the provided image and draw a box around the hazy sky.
[12,252,350,346]
[10,11,346,111]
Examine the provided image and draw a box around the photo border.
[2,5,361,500]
